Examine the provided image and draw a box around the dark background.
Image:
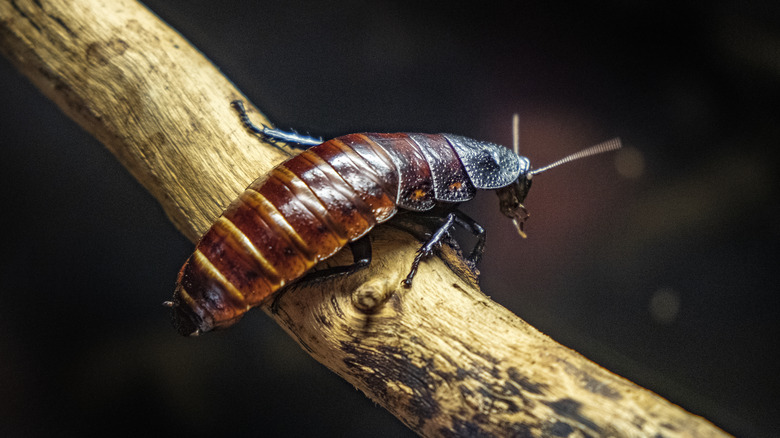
[2,1,778,436]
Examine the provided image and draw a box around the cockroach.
[166,101,621,336]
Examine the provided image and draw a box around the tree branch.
[0,1,729,436]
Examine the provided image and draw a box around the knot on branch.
[352,277,398,313]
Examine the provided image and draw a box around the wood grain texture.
[0,0,287,242]
[0,1,730,436]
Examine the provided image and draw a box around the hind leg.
[231,100,322,149]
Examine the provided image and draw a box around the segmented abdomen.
[172,134,409,334]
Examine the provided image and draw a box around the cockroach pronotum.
[166,101,622,336]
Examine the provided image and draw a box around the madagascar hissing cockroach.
[166,101,622,336]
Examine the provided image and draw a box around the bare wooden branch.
[0,1,729,436]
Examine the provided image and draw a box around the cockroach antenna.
[508,112,622,174]
[530,137,622,176]
[512,113,520,156]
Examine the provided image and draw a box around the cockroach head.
[496,173,532,238]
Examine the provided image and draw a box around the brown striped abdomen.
[171,134,414,335]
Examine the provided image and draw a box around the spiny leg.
[230,100,322,150]
[403,212,457,287]
[270,237,373,314]
[452,210,486,266]
[398,208,487,287]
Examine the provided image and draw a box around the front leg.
[403,212,457,287]
[452,210,486,266]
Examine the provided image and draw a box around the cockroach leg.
[231,100,322,150]
[452,210,486,266]
[269,238,373,314]
[403,212,457,287]
[303,237,372,283]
